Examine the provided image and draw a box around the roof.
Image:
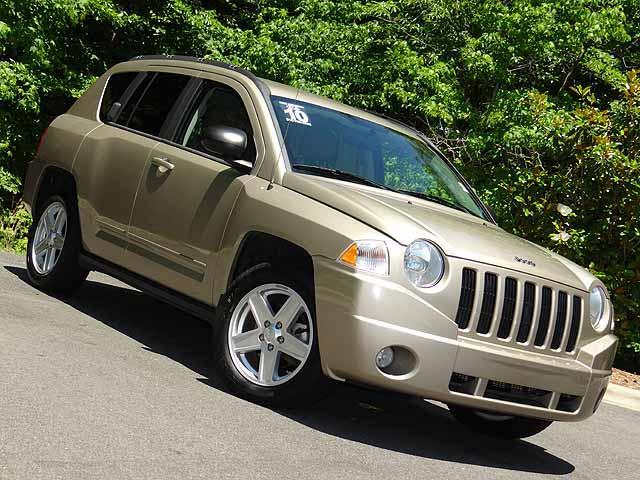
[127,55,418,137]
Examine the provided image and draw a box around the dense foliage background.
[0,0,638,369]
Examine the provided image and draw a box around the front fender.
[212,176,390,304]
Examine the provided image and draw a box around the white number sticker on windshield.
[279,101,312,126]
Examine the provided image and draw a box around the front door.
[125,77,260,301]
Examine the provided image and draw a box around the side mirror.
[202,125,250,171]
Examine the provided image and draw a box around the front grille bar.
[566,296,582,353]
[534,287,553,346]
[455,268,582,354]
[476,273,498,334]
[454,269,476,329]
[496,277,518,338]
[516,282,536,343]
[550,291,568,349]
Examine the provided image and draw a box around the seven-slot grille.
[455,268,582,353]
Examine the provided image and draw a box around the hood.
[283,173,593,291]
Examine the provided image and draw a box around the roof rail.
[127,54,272,102]
[128,54,252,75]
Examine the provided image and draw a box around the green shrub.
[0,203,30,253]
[0,0,638,369]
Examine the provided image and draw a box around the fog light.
[375,347,394,369]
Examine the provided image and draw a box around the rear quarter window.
[99,72,138,122]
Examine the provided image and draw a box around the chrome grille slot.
[516,282,536,343]
[497,277,518,338]
[455,268,476,329]
[566,296,582,353]
[534,287,553,346]
[476,272,498,334]
[454,265,584,355]
[550,291,568,350]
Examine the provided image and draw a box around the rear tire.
[448,404,553,439]
[26,193,88,295]
[212,267,327,407]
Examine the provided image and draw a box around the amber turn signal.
[338,243,359,268]
[337,240,389,275]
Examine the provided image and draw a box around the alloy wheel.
[227,283,313,387]
[31,201,67,275]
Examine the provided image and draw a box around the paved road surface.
[0,251,638,480]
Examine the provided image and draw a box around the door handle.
[151,157,175,174]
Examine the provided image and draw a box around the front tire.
[448,404,553,439]
[212,267,326,407]
[26,194,88,295]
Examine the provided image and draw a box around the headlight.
[404,240,445,288]
[338,240,389,275]
[589,286,608,332]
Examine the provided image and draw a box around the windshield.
[271,96,488,220]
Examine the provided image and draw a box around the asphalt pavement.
[0,251,638,480]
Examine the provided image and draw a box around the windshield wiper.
[397,190,477,217]
[292,164,393,191]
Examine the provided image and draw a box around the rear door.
[74,70,191,266]
[125,74,262,301]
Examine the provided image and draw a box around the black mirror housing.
[201,125,248,163]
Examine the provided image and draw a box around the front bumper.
[313,257,616,422]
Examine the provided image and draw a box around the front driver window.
[179,81,256,162]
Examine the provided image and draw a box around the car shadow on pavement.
[6,266,575,475]
[275,386,574,475]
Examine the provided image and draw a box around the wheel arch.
[33,166,79,215]
[224,231,315,298]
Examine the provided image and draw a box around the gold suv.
[23,56,617,439]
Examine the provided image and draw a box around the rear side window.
[99,72,138,122]
[118,72,191,137]
[117,74,153,127]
